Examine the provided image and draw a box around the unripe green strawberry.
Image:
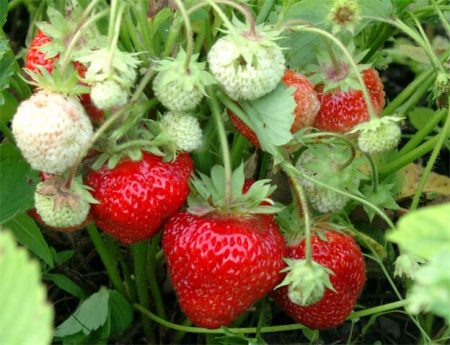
[34,178,92,229]
[12,91,93,174]
[160,111,203,152]
[353,116,402,155]
[90,80,128,110]
[295,143,364,213]
[207,23,285,100]
[153,51,215,111]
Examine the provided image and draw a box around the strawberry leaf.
[0,230,54,345]
[239,83,296,161]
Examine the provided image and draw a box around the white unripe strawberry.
[207,26,285,101]
[153,51,216,112]
[90,80,128,110]
[153,71,203,111]
[295,143,364,213]
[12,91,93,174]
[160,111,203,152]
[355,116,402,155]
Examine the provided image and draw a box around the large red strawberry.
[163,211,285,328]
[25,30,104,123]
[271,229,366,330]
[313,68,385,133]
[228,69,320,147]
[85,152,193,244]
[163,165,285,328]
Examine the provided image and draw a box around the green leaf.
[407,107,438,131]
[0,143,40,224]
[361,183,399,222]
[52,249,74,265]
[45,273,85,299]
[406,251,450,323]
[240,83,296,156]
[281,0,393,68]
[0,37,15,105]
[108,290,133,336]
[0,90,18,125]
[0,230,54,345]
[387,203,450,259]
[3,213,54,267]
[55,287,110,337]
[0,0,7,27]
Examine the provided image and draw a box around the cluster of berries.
[9,2,404,332]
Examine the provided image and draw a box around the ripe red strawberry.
[228,69,319,147]
[271,229,366,330]
[25,30,104,123]
[313,68,385,133]
[85,152,193,244]
[228,110,260,147]
[163,211,286,328]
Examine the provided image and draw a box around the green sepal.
[306,44,371,93]
[187,164,283,215]
[275,259,335,306]
[70,176,99,205]
[36,5,104,62]
[153,49,216,96]
[24,65,89,96]
[77,48,140,89]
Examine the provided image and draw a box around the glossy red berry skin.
[228,69,319,147]
[24,30,104,123]
[163,211,286,328]
[271,230,366,330]
[228,109,260,147]
[313,68,385,133]
[85,152,193,245]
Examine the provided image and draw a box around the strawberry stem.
[107,3,126,77]
[66,69,156,186]
[320,36,341,76]
[281,160,313,265]
[209,89,233,210]
[133,299,409,334]
[131,242,156,343]
[216,0,258,38]
[285,23,378,120]
[60,9,109,73]
[203,0,257,37]
[173,0,194,73]
[86,224,128,297]
[410,97,450,210]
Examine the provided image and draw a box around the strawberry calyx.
[78,48,140,90]
[25,64,89,97]
[34,175,98,228]
[275,259,335,306]
[327,0,361,34]
[308,47,371,94]
[152,50,216,111]
[91,110,198,171]
[187,164,283,216]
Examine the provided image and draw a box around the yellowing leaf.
[397,163,450,199]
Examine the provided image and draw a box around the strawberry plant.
[1,0,450,344]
